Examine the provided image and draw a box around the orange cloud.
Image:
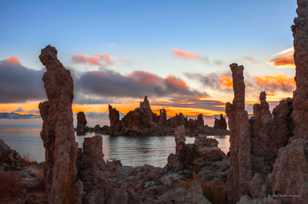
[4,56,21,65]
[72,53,113,66]
[218,74,233,89]
[255,74,295,92]
[270,48,295,68]
[172,48,201,60]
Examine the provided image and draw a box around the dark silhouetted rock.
[76,112,87,136]
[108,105,120,128]
[214,114,227,130]
[159,108,167,125]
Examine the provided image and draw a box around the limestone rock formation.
[271,138,308,204]
[39,45,78,204]
[159,108,167,125]
[0,138,23,170]
[167,132,230,203]
[270,98,293,153]
[225,63,252,203]
[292,0,308,139]
[108,105,120,128]
[269,1,308,203]
[214,114,227,130]
[175,125,186,155]
[78,135,110,203]
[196,113,205,127]
[250,91,274,174]
[77,112,87,136]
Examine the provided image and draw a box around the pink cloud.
[72,53,113,66]
[129,71,163,85]
[165,75,188,90]
[172,48,201,60]
[4,56,21,65]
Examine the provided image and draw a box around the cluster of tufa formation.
[223,2,308,202]
[107,96,228,137]
[1,1,308,203]
[214,114,227,130]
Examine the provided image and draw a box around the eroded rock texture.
[250,91,274,174]
[269,1,308,203]
[77,112,88,136]
[292,0,308,139]
[271,138,308,204]
[225,63,252,203]
[78,135,111,203]
[39,45,78,204]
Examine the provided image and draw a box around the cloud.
[242,56,260,64]
[77,69,207,99]
[4,56,21,65]
[255,74,295,92]
[72,53,113,66]
[0,59,45,103]
[270,47,295,68]
[152,98,225,112]
[172,48,201,60]
[185,72,233,90]
[186,71,295,94]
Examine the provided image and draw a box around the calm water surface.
[0,118,230,167]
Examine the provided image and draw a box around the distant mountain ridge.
[0,112,39,119]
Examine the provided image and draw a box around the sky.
[0,0,298,117]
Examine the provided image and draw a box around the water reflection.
[0,119,230,167]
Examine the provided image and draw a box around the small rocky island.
[76,96,229,137]
[1,0,308,203]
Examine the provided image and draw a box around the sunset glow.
[0,1,296,117]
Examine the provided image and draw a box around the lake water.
[0,118,230,167]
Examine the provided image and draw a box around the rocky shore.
[1,0,308,203]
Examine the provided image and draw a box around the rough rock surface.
[175,125,186,155]
[292,0,308,139]
[269,1,308,204]
[225,63,252,203]
[78,135,111,204]
[39,45,79,204]
[77,112,88,136]
[271,138,308,204]
[250,91,274,174]
[0,138,24,170]
[167,128,230,203]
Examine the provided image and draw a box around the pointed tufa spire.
[39,45,79,204]
[226,63,252,203]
